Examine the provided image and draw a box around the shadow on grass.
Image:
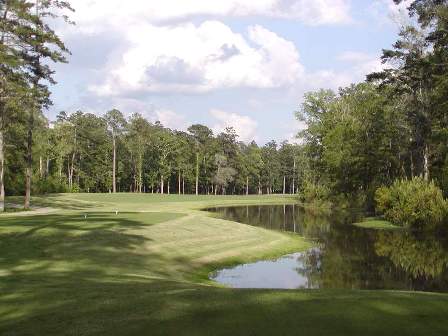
[0,212,448,336]
[6,194,103,211]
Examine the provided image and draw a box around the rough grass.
[353,217,401,230]
[1,193,447,336]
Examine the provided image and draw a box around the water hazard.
[207,205,448,291]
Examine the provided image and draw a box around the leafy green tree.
[126,113,150,193]
[23,0,73,208]
[261,141,281,194]
[187,124,213,195]
[105,109,127,193]
[173,131,194,194]
[240,141,263,194]
[154,127,178,194]
[368,25,433,181]
[212,154,236,195]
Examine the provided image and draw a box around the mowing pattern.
[1,194,448,336]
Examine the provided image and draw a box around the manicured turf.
[1,194,447,335]
[353,217,401,230]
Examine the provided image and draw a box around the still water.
[207,205,448,291]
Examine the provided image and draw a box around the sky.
[49,0,412,144]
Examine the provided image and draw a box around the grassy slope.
[353,217,401,230]
[1,193,447,336]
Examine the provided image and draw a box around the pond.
[206,204,448,291]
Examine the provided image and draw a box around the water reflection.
[212,251,319,289]
[207,205,448,291]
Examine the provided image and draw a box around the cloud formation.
[90,21,303,96]
[210,109,258,143]
[49,0,406,144]
[69,0,352,29]
[338,51,384,77]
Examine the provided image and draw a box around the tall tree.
[368,24,433,180]
[187,124,213,195]
[0,1,35,210]
[127,113,150,193]
[105,109,126,193]
[12,0,73,208]
[212,154,236,195]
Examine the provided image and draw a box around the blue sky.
[49,0,411,144]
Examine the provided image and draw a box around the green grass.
[353,217,401,230]
[1,193,447,335]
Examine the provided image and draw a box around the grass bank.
[353,217,401,230]
[1,193,447,336]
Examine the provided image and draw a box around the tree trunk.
[160,175,164,195]
[24,108,34,210]
[182,177,185,195]
[195,152,199,195]
[46,157,50,177]
[292,157,296,194]
[167,179,170,195]
[112,135,116,193]
[246,176,249,195]
[39,156,43,179]
[68,160,71,188]
[423,145,429,181]
[58,161,62,179]
[283,175,286,194]
[0,130,4,212]
[178,170,181,195]
[139,170,142,193]
[70,152,75,189]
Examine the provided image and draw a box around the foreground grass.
[353,217,401,230]
[1,193,447,335]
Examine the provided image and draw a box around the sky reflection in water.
[207,205,448,291]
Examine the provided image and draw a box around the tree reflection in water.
[207,205,448,291]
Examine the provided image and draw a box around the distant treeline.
[6,109,303,196]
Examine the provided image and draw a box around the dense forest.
[7,109,302,197]
[298,0,448,210]
[2,0,448,215]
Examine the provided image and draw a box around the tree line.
[297,0,448,209]
[14,109,302,197]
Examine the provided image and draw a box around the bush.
[32,176,70,194]
[375,177,448,229]
[300,178,332,208]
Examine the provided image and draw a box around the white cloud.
[338,51,384,78]
[284,120,307,144]
[302,69,354,91]
[294,51,384,93]
[90,21,303,96]
[68,0,352,30]
[154,109,189,130]
[210,109,258,143]
[369,0,413,27]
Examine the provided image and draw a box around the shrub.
[300,178,332,208]
[375,177,448,229]
[32,176,70,194]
